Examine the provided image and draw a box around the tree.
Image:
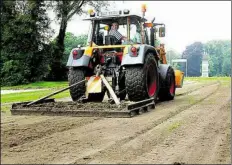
[166,49,181,65]
[204,40,231,76]
[182,42,204,77]
[47,0,109,80]
[1,0,53,85]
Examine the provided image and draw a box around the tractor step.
[11,98,155,118]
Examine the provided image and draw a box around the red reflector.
[131,47,137,56]
[72,50,78,59]
[73,50,78,55]
[131,47,137,53]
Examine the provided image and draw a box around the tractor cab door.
[129,17,149,45]
[92,23,107,46]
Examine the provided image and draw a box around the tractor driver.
[109,22,127,42]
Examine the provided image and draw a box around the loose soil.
[1,80,231,164]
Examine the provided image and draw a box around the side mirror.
[159,26,165,37]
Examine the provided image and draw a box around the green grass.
[1,88,71,113]
[1,89,70,104]
[167,121,182,132]
[184,77,231,87]
[1,81,69,90]
[185,76,231,82]
[1,105,12,114]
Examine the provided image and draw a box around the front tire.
[158,67,176,101]
[125,53,159,102]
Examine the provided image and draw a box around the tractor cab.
[83,11,149,46]
[83,8,166,49]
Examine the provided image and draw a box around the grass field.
[1,90,70,104]
[1,81,69,90]
[185,77,230,82]
[1,89,70,113]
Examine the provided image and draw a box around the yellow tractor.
[11,5,184,118]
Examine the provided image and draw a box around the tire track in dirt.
[196,102,231,164]
[175,81,218,96]
[72,82,221,164]
[1,115,52,127]
[1,81,221,164]
[76,82,229,164]
[132,87,231,164]
[1,81,213,150]
[1,117,102,149]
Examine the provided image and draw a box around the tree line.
[1,0,108,86]
[179,40,231,77]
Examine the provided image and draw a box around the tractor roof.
[83,14,147,25]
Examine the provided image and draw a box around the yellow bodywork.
[174,70,184,88]
[83,45,133,57]
[83,47,94,57]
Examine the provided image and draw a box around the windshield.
[87,16,147,46]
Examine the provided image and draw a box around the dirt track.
[1,80,231,164]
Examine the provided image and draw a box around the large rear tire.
[158,67,176,101]
[125,53,159,102]
[68,68,86,101]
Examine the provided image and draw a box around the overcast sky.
[49,1,231,53]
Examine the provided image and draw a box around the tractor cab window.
[117,24,127,38]
[92,21,128,45]
[128,17,148,45]
[88,17,148,46]
[130,23,142,44]
[92,22,108,46]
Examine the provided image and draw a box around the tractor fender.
[66,48,91,67]
[158,64,174,88]
[121,45,159,66]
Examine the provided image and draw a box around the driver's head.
[111,22,119,30]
